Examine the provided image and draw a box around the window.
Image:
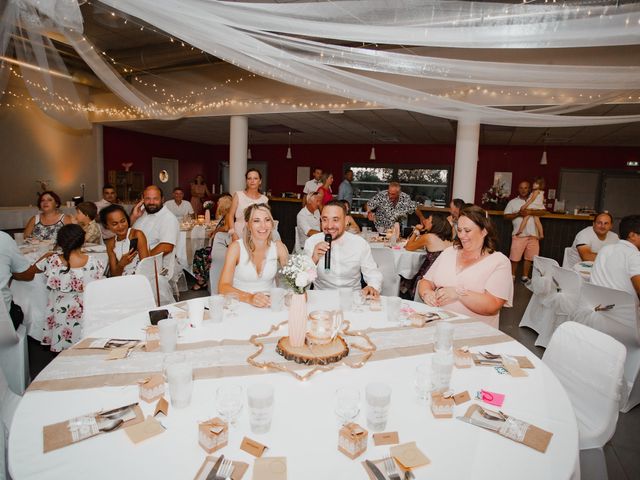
[346,164,451,211]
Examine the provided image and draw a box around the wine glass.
[224,293,240,318]
[414,363,431,400]
[216,385,244,426]
[335,386,360,424]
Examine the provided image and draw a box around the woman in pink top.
[417,205,513,329]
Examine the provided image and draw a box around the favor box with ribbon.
[145,326,160,351]
[430,392,455,419]
[338,422,368,459]
[454,348,474,368]
[198,417,228,453]
[138,374,165,403]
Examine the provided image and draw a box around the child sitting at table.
[75,202,102,244]
[35,224,105,352]
[515,177,547,239]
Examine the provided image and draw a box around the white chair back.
[543,322,626,450]
[209,232,231,294]
[562,246,580,269]
[83,275,156,336]
[519,256,559,334]
[0,301,29,395]
[370,248,400,297]
[135,253,176,306]
[1,367,21,480]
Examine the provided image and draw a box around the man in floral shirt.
[366,182,422,232]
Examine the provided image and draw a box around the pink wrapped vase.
[288,293,308,347]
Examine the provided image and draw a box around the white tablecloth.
[9,291,579,480]
[369,243,427,278]
[0,206,77,231]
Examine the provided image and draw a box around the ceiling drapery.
[2,0,640,128]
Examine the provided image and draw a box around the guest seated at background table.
[404,213,452,299]
[23,224,105,352]
[591,214,640,301]
[219,204,289,307]
[366,182,424,232]
[130,185,179,277]
[417,205,513,329]
[101,204,150,276]
[317,172,334,206]
[165,186,195,218]
[23,191,72,241]
[191,193,233,291]
[226,169,269,242]
[341,200,361,235]
[295,191,321,252]
[95,184,119,241]
[447,198,466,239]
[565,212,619,267]
[305,200,382,297]
[75,202,102,245]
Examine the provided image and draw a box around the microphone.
[324,233,332,270]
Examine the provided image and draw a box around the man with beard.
[130,185,179,276]
[304,200,381,297]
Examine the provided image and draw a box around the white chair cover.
[0,302,29,395]
[569,282,640,412]
[535,265,582,348]
[83,275,156,336]
[209,232,231,294]
[520,256,559,334]
[370,248,400,297]
[543,322,625,451]
[1,368,21,480]
[135,254,176,306]
[562,246,580,269]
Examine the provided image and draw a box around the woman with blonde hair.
[219,203,289,307]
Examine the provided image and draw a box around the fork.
[383,455,402,480]
[216,458,234,480]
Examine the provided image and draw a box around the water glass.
[158,318,177,353]
[385,296,402,322]
[209,295,225,322]
[166,361,193,408]
[431,351,454,393]
[435,322,455,353]
[189,298,205,328]
[335,386,360,425]
[224,293,240,318]
[216,385,243,425]
[414,364,431,400]
[270,287,285,312]
[365,382,392,432]
[247,384,275,434]
[352,291,365,312]
[339,288,353,312]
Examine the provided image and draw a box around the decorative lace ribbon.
[67,416,99,443]
[498,417,530,443]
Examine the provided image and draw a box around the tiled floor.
[28,278,640,479]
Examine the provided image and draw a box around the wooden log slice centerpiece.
[276,336,349,365]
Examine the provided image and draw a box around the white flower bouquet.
[280,254,317,294]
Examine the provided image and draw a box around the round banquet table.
[9,291,579,480]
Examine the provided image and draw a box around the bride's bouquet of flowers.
[202,200,215,210]
[280,254,317,294]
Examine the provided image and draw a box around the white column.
[451,120,480,203]
[229,116,248,193]
[94,125,104,199]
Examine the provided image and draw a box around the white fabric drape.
[2,0,640,128]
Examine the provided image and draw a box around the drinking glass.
[352,291,365,312]
[209,295,225,322]
[157,318,177,353]
[270,287,285,312]
[247,384,275,434]
[216,385,243,425]
[224,293,240,318]
[335,386,360,425]
[166,361,193,408]
[435,322,455,353]
[189,298,205,328]
[365,382,392,432]
[431,351,454,393]
[385,296,402,322]
[339,288,353,312]
[414,364,431,400]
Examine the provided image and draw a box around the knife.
[205,454,225,480]
[456,416,500,432]
[365,460,387,480]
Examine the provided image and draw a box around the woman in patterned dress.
[23,191,72,240]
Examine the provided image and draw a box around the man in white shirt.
[503,181,546,283]
[130,185,180,276]
[566,212,619,267]
[164,187,194,218]
[295,191,321,252]
[591,215,640,301]
[304,200,382,296]
[95,184,119,240]
[0,232,31,329]
[303,167,323,200]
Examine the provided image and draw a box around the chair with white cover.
[562,246,580,269]
[0,301,29,395]
[135,253,176,306]
[83,275,156,336]
[520,256,559,334]
[209,232,231,294]
[370,248,401,297]
[535,265,582,348]
[569,282,640,412]
[543,322,626,480]
[1,368,21,480]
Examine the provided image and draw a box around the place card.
[252,457,287,480]
[241,436,268,457]
[154,397,169,417]
[194,456,249,480]
[452,391,471,405]
[390,442,430,469]
[503,358,528,377]
[124,416,165,444]
[373,431,399,446]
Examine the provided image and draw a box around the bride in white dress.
[218,203,289,307]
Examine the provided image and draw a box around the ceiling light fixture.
[369,130,377,160]
[286,130,292,159]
